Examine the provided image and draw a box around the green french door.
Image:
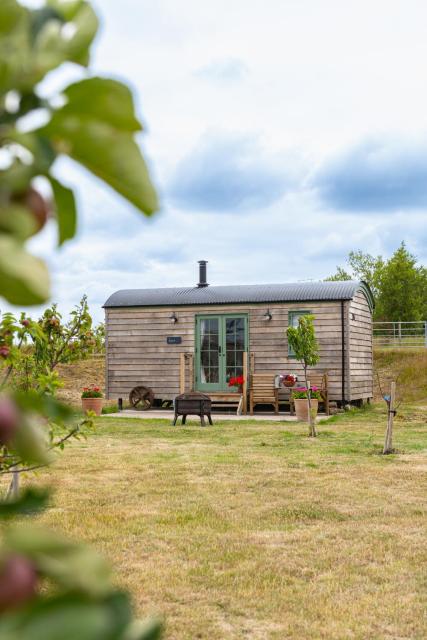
[195,314,248,392]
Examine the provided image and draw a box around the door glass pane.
[225,317,245,382]
[200,318,219,384]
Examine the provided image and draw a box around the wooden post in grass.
[179,353,186,394]
[383,381,396,454]
[242,352,248,415]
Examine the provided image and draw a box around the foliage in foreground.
[0,0,158,306]
[0,1,162,637]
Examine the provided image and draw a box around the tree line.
[327,242,427,322]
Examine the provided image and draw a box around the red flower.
[228,375,245,387]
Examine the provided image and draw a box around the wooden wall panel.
[348,291,373,400]
[105,295,372,403]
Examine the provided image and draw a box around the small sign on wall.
[167,336,182,345]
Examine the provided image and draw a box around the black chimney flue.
[197,260,208,287]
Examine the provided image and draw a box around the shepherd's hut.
[103,261,374,411]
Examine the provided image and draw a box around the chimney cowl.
[197,260,209,287]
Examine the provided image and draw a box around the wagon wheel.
[129,386,154,410]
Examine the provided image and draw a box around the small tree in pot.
[287,315,320,437]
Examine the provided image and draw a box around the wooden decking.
[208,393,241,402]
[208,392,244,415]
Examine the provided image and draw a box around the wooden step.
[208,392,242,404]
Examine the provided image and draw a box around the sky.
[14,0,427,323]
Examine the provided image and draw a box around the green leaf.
[0,6,33,93]
[33,1,98,74]
[123,619,163,640]
[0,592,133,640]
[6,526,112,597]
[14,391,74,423]
[0,0,26,35]
[47,0,86,22]
[41,77,158,215]
[61,78,142,132]
[0,236,50,305]
[0,158,36,194]
[7,131,56,174]
[12,415,51,466]
[49,176,77,245]
[30,7,63,44]
[0,1,98,93]
[0,205,39,241]
[0,488,50,519]
[61,3,99,66]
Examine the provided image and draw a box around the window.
[288,310,311,357]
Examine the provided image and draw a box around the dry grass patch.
[374,348,427,402]
[15,404,427,639]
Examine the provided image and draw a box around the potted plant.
[292,387,321,422]
[280,373,298,388]
[286,315,320,436]
[81,385,103,415]
[228,375,245,393]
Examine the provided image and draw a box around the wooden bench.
[249,373,279,414]
[289,371,330,415]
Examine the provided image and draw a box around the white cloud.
[3,0,427,323]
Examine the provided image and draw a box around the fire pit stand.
[173,392,213,427]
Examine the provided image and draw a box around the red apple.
[0,346,10,359]
[0,396,19,446]
[0,555,38,612]
[23,188,49,232]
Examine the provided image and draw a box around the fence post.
[383,381,396,454]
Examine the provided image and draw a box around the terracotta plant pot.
[81,397,103,416]
[283,380,295,388]
[294,398,318,422]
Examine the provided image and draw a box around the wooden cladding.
[105,295,373,403]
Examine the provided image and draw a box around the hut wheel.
[129,386,154,410]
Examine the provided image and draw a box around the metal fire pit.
[173,392,213,427]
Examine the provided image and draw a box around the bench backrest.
[300,371,328,392]
[250,374,276,397]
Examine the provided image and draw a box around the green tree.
[327,243,427,321]
[325,266,352,282]
[1,296,101,394]
[33,296,95,371]
[286,315,320,437]
[327,251,384,296]
[347,250,385,297]
[375,243,426,322]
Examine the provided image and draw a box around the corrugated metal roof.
[104,281,373,309]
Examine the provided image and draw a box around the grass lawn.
[34,404,427,639]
